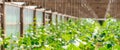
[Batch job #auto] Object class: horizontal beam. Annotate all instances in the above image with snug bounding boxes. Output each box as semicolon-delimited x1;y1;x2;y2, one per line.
23;6;37;10
5;2;25;7
36;8;45;12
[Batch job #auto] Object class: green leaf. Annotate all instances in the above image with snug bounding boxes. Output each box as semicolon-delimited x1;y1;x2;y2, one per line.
67;44;81;50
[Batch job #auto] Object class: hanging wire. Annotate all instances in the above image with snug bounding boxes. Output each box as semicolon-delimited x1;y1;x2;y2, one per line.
78;0;81;18
59;0;62;13
64;0;67;14
105;0;114;18
79;0;82;18
60;0;62;13
79;0;84;18
55;0;56;12
85;0;98;18
77;0;79;17
73;0;75;16
116;0;120;18
70;0;72;16
44;0;46;8
115;0;117;18
62;0;63;14
76;0;78;17
80;0;86;17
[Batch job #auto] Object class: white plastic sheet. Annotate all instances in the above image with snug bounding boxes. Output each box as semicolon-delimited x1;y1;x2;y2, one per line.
5;4;20;37
52;14;57;25
5;25;20;37
62;16;64;22
36;11;43;26
57;15;61;23
23;8;34;32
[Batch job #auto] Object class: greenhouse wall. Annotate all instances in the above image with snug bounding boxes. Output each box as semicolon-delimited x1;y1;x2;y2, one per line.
0;2;73;37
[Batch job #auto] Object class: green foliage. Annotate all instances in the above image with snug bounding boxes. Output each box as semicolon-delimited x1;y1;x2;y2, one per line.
1;18;120;50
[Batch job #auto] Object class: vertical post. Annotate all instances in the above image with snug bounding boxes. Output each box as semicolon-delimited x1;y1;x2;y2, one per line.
65;16;69;22
20;7;24;37
66;16;69;21
60;15;62;22
1;0;5;50
56;14;58;25
61;15;64;22
43;0;46;26
33;8;37;33
64;16;66;21
49;13;52;24
43;11;46;25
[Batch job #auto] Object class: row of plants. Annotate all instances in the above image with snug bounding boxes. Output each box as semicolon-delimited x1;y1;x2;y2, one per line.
0;18;120;50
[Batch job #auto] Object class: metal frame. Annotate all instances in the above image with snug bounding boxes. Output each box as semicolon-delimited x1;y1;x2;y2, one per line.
1;0;5;50
33;8;37;34
20;6;24;37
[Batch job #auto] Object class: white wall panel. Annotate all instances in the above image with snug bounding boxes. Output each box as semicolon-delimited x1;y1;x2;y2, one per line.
23;8;34;32
5;5;20;37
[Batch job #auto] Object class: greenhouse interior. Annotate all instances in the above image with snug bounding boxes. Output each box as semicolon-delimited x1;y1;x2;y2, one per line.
0;0;120;50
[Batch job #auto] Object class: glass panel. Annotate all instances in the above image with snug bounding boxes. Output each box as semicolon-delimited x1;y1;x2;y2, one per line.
5;5;20;37
57;15;61;23
64;17;67;21
45;14;50;27
23;9;34;31
5;5;20;23
52;14;56;24
24;24;30;33
5;25;20;37
36;11;43;26
23;9;33;24
62;16;64;22
45;14;50;24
